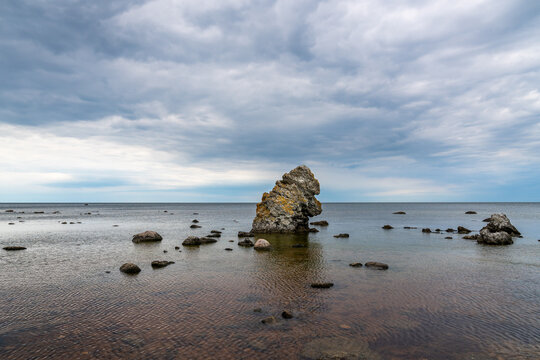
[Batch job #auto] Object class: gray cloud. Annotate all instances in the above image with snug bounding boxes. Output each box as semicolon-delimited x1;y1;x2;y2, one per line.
1;0;539;201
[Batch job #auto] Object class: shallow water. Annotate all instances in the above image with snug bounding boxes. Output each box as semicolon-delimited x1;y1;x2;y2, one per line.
1;203;539;359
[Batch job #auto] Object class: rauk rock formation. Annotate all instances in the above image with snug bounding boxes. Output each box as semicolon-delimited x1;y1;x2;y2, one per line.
251;165;322;233
477;213;521;245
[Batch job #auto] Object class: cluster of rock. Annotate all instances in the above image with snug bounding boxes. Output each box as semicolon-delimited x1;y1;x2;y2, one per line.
251;165;322;233
478;213;521;245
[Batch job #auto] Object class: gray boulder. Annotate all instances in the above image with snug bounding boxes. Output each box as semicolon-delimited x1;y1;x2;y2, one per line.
477;213;520;245
182;236;201;246
132;231;163;243
251;165;322;233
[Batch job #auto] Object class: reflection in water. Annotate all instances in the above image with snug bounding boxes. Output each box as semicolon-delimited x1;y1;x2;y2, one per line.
0;203;539;359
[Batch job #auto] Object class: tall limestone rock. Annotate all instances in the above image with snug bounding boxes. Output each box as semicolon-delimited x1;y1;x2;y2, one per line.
251;165;322;233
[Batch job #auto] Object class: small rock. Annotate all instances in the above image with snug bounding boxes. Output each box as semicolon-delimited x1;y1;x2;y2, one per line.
224;248;233;251
457;226;472;234
3;246;26;251
192;219;199;223
190;224;202;229
465;211;477;214
349;262;363;267
69;222;75;224
61;222;67;224
105;271;111;274
253;308;262;312
228;240;234;242
182;236;201;246
261;316;277;324
434;228;441;232
445;236;452;239
174;246;180;250
163;210;168;213
310;220;329;226
446;228;455;233
132;231;163;243
119;263;141;274
193;212;199;215
200;237;218;244
422;228;431;233
292;243;307;248
33;211;44;214
482;217;491;222
205;233;221;238
5;209;14;212
382;225;393;230
311;282;334;288
463;234;479;240
163;250;167;253
404;226;417;229
238;231;254;237
254;238;272;251
238;239;254;247
8;222;15;225
210;230;222;234
281;311;293;319
365;262;389;270
393;211;406;214
151;260;174;268
308;228;319;232
333;233;349;238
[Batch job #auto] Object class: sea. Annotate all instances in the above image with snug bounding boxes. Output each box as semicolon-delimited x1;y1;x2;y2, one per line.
0;203;539;359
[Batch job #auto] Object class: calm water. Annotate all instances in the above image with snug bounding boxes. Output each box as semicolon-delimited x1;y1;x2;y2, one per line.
0;203;539;359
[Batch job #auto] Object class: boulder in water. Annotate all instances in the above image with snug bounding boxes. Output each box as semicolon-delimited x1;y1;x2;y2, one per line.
151;260;174;268
120;263;141;274
457;226;471;234
365;262;389;270
477;214;520;245
251;165;322;233
3;246;26;251
182;236;201;246
132;231;163;243
310;220;329;226
254;238;272;251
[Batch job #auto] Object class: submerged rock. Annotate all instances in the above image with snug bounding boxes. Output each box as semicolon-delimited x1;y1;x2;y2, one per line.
190;224;202;229
310;220;329;226
365;262;389;270
251;165;322;233
3;246;26;251
205;233;221;238
477;214;520;245
457;226;472;234
349;262;363;267
132;231;163;243
311;282;334;288
422;228;431;233
382;225;393;230
333;233;349;238
200;237;218;244
238;231;254;238
119;263;141;274
151;260;174;268
281;311;293;319
465;211;477;214
254;238;272;251
261;316;277;325
393;211;406;214
446;228;455;233
463;234;479;240
238;239;254;247
182;236;201;246
192;219;199;223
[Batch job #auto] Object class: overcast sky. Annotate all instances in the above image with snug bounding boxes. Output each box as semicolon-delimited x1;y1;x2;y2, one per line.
1;0;539;202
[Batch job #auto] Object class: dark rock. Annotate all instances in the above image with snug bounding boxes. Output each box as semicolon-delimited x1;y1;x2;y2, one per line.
224;248;233;251
228;240;234;242
105;271;111;274
333;233;349;238
119;263;141;274
365;262;389;270
446;228;455;233
174;246;180;250
463;234;479;240
182;236;201;246
311;282;334;288
477;214;520;245
393;211;406;214
261;316;277;324
349;262;363;267
292;244;307;248
3;246;26;251
422;228;431;233
434;228;441;232
69;222;75;224
238;239;254;247
33;211;44;214
200;237;218;244
404;226;417;229
251;165;322;233
192;219;199;223
205;233;221;238
210;230;222;234
254;238;272;250
193;212;199;215
132;231;163;243
238;231;254;237
465;211;477;214
445;236;453;239
482;217;491;222
310;220;329;226
308;228;319;232
5;209;14;212
253;308;262;312
382;225;393;230
281;311;293;319
457;226;472;234
190;224;202;229
163;250;167;253
8;222;15;225
151;260;174;268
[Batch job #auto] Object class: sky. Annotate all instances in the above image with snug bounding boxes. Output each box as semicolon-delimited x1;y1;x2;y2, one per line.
1;0;540;202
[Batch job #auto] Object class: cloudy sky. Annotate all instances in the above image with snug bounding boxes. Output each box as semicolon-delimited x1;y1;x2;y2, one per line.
1;0;539;202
